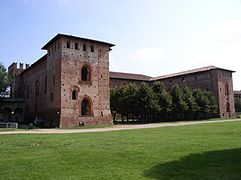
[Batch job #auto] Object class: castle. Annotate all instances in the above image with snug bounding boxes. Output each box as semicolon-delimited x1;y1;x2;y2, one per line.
0;34;236;127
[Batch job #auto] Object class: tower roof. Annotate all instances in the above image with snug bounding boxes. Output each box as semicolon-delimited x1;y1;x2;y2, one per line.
42;33;115;50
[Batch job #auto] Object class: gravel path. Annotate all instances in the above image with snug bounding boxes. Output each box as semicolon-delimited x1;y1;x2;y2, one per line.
0;119;240;135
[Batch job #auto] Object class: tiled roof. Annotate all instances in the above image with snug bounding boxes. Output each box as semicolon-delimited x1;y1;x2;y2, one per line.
234;90;241;95
109;71;152;81
152;65;235;81
42;33;115;49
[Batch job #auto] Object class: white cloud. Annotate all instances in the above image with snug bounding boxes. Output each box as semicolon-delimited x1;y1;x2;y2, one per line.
130;48;168;62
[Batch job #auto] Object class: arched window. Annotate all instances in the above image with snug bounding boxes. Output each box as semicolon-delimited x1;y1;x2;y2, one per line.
81;98;91;116
72;90;78;100
81;64;91;81
225;83;229;95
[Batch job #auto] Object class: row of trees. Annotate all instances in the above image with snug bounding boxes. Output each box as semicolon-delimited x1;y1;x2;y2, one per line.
235;98;241;112
110;82;218;122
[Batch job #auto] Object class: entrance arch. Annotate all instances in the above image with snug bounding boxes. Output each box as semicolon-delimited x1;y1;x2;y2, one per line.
80;96;93;116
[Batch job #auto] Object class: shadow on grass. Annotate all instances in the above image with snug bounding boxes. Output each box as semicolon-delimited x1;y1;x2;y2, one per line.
144;148;241;180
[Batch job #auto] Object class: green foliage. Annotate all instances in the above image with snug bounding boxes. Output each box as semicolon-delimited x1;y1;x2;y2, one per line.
235;98;241;112
0;121;241;179
0;63;11;105
193;89;218;119
183;85;198;120
137;83;160;114
152;82;172;118
110;82;218;122
170;85;188;120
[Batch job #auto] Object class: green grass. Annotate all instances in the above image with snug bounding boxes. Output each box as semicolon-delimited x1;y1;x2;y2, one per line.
0;121;241;179
0;128;26;132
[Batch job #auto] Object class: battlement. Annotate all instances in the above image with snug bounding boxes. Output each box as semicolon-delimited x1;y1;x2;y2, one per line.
8;62;30;76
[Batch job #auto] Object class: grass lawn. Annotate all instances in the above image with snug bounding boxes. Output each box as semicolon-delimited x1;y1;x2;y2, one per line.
0;121;241;179
0;128;26;132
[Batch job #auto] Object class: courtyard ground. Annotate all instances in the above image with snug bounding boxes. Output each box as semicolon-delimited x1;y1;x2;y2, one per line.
0;118;240;134
0;119;241;179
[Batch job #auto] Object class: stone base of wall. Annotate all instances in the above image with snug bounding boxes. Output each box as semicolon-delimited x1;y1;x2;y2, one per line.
59;115;113;128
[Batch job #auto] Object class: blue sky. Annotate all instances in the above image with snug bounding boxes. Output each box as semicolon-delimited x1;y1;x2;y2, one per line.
1;0;241;89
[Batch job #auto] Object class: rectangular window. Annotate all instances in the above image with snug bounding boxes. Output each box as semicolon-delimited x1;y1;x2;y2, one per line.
75;42;79;50
83;44;86;51
50;92;54;102
67;41;70;48
91;45;94;52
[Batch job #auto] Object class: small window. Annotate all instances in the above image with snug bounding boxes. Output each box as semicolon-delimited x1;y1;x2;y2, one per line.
195;76;197;80
83;44;86;51
58;43;60;49
67;41;70;48
169;80;172;84
182;78;185;82
50;92;54;102
81;65;91;81
75;42;78;50
225;83;229;95
72;90;78;100
91;45;94;52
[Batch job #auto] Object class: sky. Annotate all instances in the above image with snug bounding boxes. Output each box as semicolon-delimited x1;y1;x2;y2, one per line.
0;0;241;90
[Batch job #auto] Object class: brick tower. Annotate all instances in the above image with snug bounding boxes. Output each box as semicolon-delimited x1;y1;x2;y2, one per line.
42;34;115;127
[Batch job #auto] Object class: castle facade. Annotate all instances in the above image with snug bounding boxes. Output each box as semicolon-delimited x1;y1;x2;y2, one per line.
0;34;236;127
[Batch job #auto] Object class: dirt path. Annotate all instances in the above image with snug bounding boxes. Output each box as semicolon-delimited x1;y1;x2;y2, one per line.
0;119;240;135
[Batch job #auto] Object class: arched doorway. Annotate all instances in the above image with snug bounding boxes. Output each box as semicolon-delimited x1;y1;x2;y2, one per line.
80;97;92;116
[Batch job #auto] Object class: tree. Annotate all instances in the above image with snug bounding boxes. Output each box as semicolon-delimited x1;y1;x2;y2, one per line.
121;83;139;120
152;81;172;120
137;83;160;122
170;85;187;120
193;89;217;119
0;63;11;104
182;85;198;120
234;99;241;112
